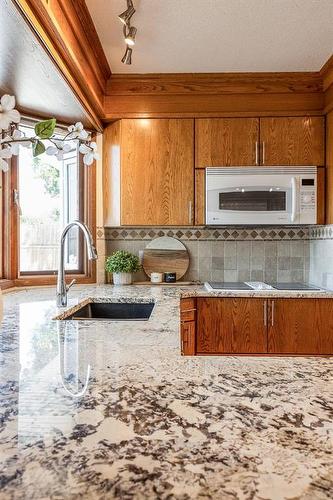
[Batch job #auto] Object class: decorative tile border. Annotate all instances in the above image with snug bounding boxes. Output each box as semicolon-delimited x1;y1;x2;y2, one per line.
309;225;333;240
97;226;316;241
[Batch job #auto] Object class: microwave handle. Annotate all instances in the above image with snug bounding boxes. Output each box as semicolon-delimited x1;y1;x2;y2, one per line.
291;177;297;222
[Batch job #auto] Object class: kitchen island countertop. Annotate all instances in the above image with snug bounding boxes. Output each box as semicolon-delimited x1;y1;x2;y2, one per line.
1;284;333;499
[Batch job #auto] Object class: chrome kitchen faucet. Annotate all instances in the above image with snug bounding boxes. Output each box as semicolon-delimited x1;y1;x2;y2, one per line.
56;221;98;307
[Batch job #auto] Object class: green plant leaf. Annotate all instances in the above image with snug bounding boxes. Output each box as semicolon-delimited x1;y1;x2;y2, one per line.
105;250;141;273
35;118;56;139
33;140;46;157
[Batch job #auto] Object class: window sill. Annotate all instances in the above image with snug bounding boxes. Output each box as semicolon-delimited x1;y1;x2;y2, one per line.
0;280;16;291
14;274;96;287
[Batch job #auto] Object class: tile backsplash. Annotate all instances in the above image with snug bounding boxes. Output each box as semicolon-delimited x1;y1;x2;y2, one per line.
96;226;326;285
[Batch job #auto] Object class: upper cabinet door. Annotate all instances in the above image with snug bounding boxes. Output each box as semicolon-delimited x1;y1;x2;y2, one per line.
121;119;194;226
260;117;325;166
195;118;259;167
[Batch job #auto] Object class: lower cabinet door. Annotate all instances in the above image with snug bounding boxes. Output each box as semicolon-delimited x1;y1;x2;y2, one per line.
180;321;196;355
196;298;267;354
268;299;333;354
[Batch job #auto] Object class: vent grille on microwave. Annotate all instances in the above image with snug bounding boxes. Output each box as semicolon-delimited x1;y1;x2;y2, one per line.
206;167;317;176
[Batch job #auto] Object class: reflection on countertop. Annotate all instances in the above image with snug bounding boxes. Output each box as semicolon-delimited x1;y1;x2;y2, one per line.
1;284;333;499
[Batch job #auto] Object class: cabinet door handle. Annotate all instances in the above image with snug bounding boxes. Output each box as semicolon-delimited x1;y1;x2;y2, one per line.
188;200;192;224
262;142;266;165
255;141;259;165
271;300;275;326
263;300;267;326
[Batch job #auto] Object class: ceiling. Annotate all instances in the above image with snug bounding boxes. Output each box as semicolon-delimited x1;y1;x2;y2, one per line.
86;0;333;74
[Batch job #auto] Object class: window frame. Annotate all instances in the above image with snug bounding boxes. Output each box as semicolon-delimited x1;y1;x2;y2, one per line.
0;128;96;290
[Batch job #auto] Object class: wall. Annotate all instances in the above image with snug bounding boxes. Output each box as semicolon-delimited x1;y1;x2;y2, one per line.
97;226;310;285
309;226;333;288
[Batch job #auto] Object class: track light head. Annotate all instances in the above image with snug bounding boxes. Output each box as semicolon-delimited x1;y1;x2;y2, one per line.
121;46;133;65
124;25;137;46
118;2;135;25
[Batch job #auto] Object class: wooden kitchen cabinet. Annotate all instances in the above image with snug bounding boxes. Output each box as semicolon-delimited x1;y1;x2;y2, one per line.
195;118;260;167
180;298;196;355
268;299;333;354
121;119;194;225
196;298;267;354
260;117;325;166
181;297;333;356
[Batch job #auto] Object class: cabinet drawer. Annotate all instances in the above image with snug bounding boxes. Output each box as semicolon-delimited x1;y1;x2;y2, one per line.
180;298;196;321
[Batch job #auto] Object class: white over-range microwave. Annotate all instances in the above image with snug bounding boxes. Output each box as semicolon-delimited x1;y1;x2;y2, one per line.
206;167;317;225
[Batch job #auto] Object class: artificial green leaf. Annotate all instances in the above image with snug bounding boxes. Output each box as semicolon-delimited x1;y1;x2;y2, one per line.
35;118;56;139
33;140;46;157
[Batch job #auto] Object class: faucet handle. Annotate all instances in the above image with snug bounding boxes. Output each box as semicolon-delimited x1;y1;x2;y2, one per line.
66;279;77;292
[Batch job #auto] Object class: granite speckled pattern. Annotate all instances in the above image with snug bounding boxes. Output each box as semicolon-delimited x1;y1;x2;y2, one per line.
1;284;333;499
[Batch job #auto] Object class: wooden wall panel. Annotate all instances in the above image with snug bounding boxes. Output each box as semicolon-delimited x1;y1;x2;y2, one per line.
326;112;333;223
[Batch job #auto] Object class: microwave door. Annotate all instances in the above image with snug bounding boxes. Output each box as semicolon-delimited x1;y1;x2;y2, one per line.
207;184;293;224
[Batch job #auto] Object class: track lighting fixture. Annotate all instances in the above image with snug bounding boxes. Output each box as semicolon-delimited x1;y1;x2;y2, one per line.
118;0;137;65
124;25;137;46
118;4;135;25
121;46;132;65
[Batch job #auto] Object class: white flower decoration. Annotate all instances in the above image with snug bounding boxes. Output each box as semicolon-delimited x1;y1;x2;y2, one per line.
0;147;13;172
3;129;30;156
79;142;99;166
46;140;72;161
0;95;21;132
68;122;88;140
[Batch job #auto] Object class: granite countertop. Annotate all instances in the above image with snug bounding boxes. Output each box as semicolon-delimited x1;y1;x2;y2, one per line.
1;284;333;499
180;284;333;299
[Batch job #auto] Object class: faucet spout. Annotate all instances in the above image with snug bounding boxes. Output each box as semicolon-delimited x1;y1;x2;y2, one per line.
56;221;98;308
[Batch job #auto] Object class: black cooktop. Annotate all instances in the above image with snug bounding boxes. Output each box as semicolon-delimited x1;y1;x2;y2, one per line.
208;282;253;290
268;282;321;291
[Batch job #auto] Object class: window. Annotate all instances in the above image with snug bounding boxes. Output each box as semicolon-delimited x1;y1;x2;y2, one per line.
0;121;96;288
18;125;84;275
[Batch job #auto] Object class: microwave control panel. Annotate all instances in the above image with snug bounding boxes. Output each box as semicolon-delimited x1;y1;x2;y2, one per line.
300;177;316;212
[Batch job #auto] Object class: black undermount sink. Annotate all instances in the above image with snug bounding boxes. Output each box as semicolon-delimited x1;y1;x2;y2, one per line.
61;302;155;321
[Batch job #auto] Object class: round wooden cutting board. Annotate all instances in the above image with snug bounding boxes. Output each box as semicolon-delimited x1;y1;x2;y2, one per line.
143;236;190;280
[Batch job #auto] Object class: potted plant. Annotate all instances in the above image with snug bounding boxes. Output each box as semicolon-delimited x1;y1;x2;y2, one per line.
105;250;141;285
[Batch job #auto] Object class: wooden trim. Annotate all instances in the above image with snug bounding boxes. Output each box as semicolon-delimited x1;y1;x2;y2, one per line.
104;93;324;120
107;72;323;95
324;84;333;114
2;158;19;281
317;166;326;225
320;54;333;92
0;279;15;291
320;54;333;114
195;169;205;225
13;0;109;130
14;274;95;287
